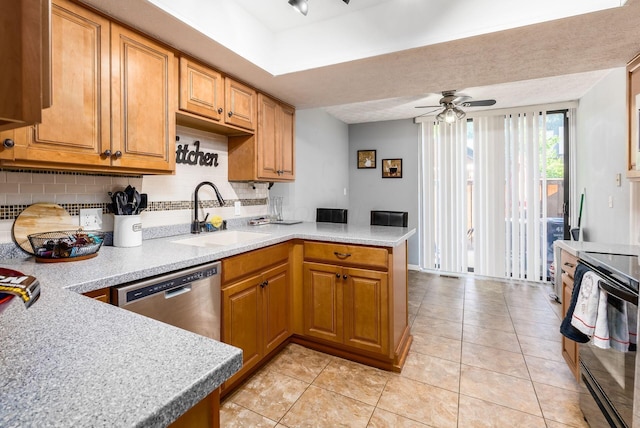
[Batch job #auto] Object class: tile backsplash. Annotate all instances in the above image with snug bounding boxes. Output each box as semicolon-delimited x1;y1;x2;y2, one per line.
0;126;269;246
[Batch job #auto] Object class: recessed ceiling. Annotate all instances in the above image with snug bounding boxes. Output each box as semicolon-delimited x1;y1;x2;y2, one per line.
81;0;639;123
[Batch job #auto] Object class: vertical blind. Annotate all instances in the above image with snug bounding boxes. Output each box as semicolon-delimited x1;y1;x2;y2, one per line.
420;108;568;281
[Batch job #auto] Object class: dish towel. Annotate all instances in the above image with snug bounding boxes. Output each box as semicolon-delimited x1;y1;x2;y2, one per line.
570;270;602;337
592;290;632;352
560;263;591;343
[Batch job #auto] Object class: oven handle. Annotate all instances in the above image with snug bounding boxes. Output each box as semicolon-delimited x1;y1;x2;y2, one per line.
598;280;638;306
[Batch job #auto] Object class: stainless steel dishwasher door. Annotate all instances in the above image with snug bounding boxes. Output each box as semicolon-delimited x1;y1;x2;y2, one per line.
114;261;221;341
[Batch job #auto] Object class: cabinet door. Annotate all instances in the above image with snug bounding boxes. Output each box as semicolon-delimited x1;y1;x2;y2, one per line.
13;0;111;167
256;93;280;180
0;0;46;131
111;23;175;172
224;78;256;130
343;267;389;354
561;272;579;381
222;274;262;385
278;103;295;180
179;57;224;121
303;262;343;344
262;263;291;355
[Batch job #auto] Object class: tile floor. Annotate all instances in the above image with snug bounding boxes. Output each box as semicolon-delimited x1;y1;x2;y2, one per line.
220;270;589;427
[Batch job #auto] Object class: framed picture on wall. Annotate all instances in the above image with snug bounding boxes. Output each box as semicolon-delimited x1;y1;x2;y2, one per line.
357;150;376;169
382;158;402;178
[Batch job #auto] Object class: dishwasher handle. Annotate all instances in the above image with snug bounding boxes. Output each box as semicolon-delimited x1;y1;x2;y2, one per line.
165;285;191;299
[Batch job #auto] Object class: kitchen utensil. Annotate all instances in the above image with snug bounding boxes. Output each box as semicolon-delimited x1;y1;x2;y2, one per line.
570;190;585;241
12;203;76;254
136;194;148;214
28;230;106;262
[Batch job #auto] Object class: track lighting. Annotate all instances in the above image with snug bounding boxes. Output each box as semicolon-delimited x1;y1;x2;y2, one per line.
289;0;308;16
289;0;350;17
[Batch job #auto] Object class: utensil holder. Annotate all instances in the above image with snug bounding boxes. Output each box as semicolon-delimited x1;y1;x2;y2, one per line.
113;215;142;247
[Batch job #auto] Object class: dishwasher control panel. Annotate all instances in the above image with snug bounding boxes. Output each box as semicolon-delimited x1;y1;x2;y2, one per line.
119;264;219;304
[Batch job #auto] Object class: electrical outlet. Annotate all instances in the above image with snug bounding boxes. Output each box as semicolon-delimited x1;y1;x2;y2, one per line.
234;201;241;216
80;208;103;230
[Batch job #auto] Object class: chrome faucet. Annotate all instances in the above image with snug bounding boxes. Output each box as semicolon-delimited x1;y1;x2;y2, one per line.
192;181;225;233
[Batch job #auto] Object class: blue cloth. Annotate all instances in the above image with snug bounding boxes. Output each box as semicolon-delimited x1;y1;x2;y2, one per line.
560;263;591;343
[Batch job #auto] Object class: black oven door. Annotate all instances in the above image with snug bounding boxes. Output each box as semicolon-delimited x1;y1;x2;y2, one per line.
579;280;637;428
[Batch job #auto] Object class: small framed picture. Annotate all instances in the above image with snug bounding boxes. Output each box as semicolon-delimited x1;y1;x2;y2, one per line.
382;158;402;178
357;150;376;169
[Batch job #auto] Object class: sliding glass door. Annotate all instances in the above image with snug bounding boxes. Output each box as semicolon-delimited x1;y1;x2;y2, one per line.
420;109;570;281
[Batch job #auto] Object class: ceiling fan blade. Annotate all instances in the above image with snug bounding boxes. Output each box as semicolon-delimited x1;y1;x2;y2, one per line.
414;107;442;117
415;105;441;109
462;99;496;107
451;95;471;104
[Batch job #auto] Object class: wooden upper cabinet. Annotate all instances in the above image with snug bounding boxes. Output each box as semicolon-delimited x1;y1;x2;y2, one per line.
179;57;224;121
228;94;295;182
256;93;295;180
225;78;256;131
111;23;175;172
0;0;50;131
627;54;640;179
14;0;111;167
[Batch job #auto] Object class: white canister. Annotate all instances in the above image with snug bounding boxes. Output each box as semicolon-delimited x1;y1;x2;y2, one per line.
113;215;142;247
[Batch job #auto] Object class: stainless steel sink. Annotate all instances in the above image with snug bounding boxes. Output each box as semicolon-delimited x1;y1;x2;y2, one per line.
171;230;271;247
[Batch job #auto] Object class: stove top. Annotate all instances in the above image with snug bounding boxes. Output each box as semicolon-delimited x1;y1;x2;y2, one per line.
580;252;640;292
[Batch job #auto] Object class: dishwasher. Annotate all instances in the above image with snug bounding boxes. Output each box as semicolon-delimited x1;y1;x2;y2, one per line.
112;261;221;341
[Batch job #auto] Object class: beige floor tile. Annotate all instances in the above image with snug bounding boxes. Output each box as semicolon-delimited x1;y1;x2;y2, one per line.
417;302;463;322
462;324;521;352
461;342;530;379
463;310;515;333
458;395;546;427
264;343;333;383
400;351;460;392
534;382;590;427
312;358;390;406
410;332;462;362
513;319;563;342
412;315;463;340
281;385;374;428
366;408;432;427
508;306;561;324
544;420;587;428
518;335;563;361
463;299;510;316
524;355;581;392
459;365;541;416
220;402;278;427
230;369;309;421
421;294;464;309
377;376;458;428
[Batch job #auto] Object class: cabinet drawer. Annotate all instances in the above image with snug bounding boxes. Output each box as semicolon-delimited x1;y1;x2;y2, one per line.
304;241;388;270
560;251;578;278
222;243;289;285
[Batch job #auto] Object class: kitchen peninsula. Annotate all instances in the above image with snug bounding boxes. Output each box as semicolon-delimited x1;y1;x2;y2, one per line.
0;222;414;427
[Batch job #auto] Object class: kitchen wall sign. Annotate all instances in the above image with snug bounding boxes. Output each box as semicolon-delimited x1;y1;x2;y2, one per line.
357;150;376;169
382;158;402;178
176;139;219;167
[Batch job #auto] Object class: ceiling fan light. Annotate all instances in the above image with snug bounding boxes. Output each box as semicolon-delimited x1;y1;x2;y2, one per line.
454;107;466;120
289;0;308;16
444;108;457;123
435;110;446;122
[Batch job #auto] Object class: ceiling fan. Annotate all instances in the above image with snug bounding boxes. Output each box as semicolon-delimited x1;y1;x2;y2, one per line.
415;90;496;123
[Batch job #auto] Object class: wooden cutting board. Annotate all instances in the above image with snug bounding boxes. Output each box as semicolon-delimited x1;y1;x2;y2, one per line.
12;203;77;254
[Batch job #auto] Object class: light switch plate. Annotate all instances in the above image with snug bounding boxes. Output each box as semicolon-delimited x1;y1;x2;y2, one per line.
234;201;241;216
80;208;103;230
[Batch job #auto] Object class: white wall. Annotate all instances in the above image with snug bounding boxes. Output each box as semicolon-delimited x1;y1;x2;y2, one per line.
576;68;632;244
348;119;420;266
270;109;349;221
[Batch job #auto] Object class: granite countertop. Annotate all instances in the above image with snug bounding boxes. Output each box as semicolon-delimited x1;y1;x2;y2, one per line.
0;222;415;427
554;239;640;257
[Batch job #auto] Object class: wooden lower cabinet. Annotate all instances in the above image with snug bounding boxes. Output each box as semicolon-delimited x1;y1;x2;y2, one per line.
298;241;410;372
169;389;220;428
560;250;580;381
221;245;291;394
82;287;110;303
303;262;388;355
